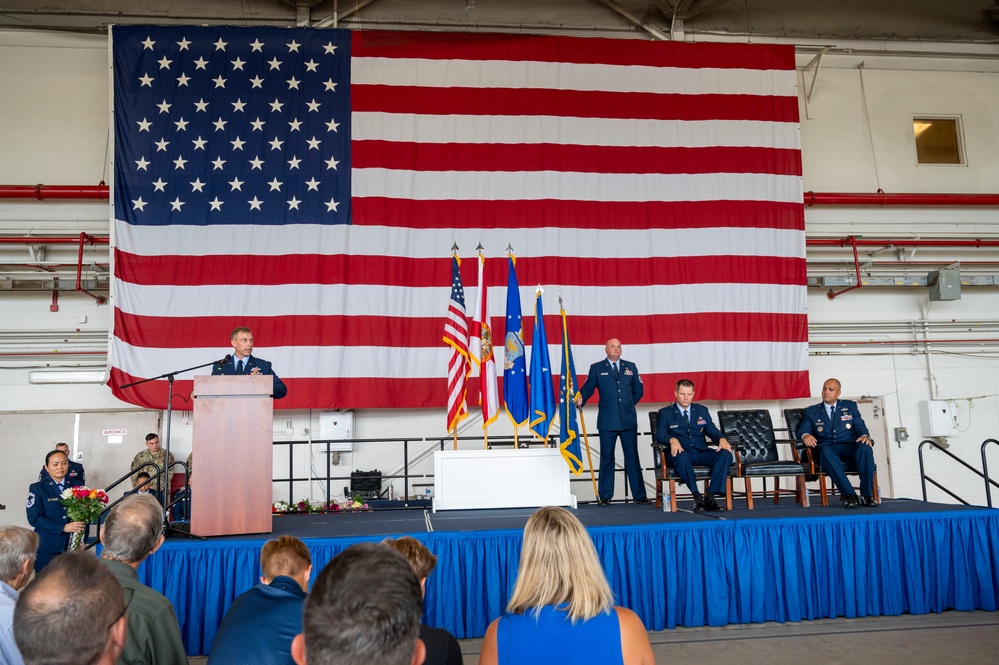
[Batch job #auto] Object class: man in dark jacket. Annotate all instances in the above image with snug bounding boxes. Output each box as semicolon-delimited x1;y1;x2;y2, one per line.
796;378;877;508
576;339;649;505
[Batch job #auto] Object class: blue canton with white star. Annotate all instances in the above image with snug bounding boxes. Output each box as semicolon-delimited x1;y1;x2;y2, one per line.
112;25;351;226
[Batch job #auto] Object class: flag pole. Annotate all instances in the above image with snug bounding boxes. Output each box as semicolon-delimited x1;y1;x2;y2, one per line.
477;243;489;451
507;243;519;450
445;242;470;452
576;405;599;498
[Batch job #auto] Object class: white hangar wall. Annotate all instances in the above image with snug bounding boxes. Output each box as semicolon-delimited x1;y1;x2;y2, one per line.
1;30;998;527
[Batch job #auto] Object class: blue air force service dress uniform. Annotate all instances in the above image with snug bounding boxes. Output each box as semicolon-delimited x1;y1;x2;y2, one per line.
25;476;81;572
213;354;288;399
796;399;876;499
578;358;647;502
655;402;733;496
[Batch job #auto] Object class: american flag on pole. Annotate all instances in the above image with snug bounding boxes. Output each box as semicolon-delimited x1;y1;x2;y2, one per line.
109;27;807;410
443;254;469;433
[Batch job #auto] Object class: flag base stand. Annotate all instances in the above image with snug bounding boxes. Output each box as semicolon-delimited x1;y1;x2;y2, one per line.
431;448;575;512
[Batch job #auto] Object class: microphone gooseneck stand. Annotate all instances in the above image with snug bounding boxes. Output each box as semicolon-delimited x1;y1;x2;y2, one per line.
120;357;229;539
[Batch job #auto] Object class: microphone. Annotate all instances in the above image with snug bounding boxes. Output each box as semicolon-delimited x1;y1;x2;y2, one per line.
217;354;231;370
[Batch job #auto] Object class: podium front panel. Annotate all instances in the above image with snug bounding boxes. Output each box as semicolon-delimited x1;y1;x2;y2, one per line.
191;375;273;536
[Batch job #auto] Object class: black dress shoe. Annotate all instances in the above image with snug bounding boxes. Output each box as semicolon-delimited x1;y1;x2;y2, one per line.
595;499;612;506
861;496;879;507
703;497;726;512
635;497;652;505
693;500;706;512
844;495;860;509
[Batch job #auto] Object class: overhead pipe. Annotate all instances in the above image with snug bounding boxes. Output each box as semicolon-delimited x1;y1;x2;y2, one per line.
2;185;999;207
825;235;863;300
0;233;108;304
807;238;999;247
0;184;109;200
804;191;999;206
0;236;109;245
75;233;107;304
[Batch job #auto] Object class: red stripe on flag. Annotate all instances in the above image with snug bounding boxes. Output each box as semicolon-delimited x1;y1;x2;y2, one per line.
352;31;797;71
114;310;806;349
114;251;804;287
353;141;803;176
352;199;804;231
109;367;808;411
353;86;799;122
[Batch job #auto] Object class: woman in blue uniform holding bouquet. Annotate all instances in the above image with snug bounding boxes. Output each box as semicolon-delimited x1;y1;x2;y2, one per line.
25;450;86;571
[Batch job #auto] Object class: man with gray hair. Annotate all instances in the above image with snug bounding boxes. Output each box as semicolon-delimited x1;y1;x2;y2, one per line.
99;494;187;665
1;526;39;665
291;542;426;665
13;552;127;665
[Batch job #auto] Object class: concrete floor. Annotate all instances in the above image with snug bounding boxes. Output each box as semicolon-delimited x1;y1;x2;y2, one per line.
189;609;999;664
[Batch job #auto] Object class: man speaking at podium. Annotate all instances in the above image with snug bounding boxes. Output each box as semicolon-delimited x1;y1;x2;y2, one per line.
213;327;288;399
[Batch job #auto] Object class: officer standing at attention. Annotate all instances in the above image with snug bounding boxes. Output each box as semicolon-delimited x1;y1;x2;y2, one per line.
575;339;650;505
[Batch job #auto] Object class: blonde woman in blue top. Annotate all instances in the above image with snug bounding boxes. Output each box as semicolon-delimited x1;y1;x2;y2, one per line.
479;506;655;665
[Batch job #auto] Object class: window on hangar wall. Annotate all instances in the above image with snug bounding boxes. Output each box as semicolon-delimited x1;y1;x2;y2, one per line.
912;116;964;165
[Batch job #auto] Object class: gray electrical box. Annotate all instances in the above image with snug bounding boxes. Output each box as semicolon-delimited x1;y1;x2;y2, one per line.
918;400;957;437
928;269;961;301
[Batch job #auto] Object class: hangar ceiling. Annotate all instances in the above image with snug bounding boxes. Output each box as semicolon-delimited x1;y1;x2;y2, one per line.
0;0;997;43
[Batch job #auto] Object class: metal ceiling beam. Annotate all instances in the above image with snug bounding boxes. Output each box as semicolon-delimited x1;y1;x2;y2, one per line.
593;0;670;40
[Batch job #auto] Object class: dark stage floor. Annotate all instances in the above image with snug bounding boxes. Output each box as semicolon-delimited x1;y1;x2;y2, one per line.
195;496;986;541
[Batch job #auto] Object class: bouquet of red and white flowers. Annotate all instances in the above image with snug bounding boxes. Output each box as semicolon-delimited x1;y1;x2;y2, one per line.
60;486;110;551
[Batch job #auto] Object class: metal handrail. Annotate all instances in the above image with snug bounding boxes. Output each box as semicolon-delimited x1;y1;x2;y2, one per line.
918;439;991;505
87;461;191;549
981;439;999;508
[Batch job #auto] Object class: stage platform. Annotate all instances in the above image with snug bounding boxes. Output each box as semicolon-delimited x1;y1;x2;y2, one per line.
140;498;999;657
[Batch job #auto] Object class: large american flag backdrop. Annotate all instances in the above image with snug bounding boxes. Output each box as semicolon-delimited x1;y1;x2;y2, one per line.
109;26;808;411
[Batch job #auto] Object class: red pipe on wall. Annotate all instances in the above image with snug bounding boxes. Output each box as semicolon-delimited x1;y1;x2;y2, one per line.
2;185;999;206
75;233;106;305
0;236;109;245
0;185;109;200
804;192;999;206
807;238;999;247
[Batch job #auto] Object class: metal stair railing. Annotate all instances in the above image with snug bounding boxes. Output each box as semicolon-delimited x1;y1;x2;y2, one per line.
980;439;999;508
918;439;996;505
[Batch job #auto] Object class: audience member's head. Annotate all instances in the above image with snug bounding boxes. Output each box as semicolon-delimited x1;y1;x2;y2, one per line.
54;442;70;455
506;506;613;623
134;472;152;490
13;552;127;665
292;542;425;665
260;535;312;588
0;525;38;590
100;494;164;566
383;536;437;595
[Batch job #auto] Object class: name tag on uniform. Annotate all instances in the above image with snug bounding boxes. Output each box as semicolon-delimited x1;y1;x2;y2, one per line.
47;497;59;502
599;372;610;376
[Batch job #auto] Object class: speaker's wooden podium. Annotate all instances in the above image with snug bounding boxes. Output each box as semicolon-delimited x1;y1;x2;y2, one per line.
191;375;274;537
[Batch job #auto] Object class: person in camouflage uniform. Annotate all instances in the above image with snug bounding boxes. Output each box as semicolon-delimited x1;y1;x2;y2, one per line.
130;433;174;495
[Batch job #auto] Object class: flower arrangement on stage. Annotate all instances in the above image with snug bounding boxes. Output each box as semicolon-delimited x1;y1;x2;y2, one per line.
272;497;371;515
60;486;109;551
